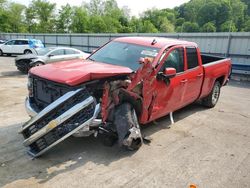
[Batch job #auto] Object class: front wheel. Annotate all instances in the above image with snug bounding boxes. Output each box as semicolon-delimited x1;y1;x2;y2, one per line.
202;81;221;108
0;49;3;56
114;103;143;151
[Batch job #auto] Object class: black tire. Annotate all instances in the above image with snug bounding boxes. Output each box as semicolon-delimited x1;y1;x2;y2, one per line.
0;49;3;56
24;49;32;54
114;103;142;151
102;134;118;147
202;81;221;108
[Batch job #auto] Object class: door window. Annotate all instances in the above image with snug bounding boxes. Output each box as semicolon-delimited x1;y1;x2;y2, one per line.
65;49;80;55
14;40;29;45
50;49;64;56
21;40;29;45
161;48;184;73
5;40;15;45
186;47;199;69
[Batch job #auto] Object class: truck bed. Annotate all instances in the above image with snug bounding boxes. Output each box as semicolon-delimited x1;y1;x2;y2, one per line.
199;54;231;99
201;54;225;65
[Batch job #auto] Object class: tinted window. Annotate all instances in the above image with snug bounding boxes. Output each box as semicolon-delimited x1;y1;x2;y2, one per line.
5;40;15;45
14;40;28;45
35;48;54;55
22;40;29;45
161;48;184;73
65;49;80;55
186;47;199;69
50;49;64;56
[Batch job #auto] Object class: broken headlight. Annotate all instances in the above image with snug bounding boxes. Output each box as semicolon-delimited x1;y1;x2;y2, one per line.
27;74;33;97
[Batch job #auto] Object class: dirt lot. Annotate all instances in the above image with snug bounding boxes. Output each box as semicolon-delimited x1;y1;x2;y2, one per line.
0;56;249;188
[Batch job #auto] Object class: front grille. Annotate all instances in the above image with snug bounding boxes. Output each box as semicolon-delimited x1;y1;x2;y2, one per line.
15;59;31;71
21;85;97;157
16;59;30;67
30;75;79;111
22;90;90;139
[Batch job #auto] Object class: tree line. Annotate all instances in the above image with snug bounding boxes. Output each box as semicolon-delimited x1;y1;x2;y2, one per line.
0;0;249;33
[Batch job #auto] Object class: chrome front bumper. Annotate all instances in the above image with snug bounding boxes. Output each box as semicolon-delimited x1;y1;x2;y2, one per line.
25;97;38;117
21;89;101;157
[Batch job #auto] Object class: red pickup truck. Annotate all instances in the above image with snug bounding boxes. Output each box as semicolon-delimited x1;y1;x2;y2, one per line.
20;37;231;157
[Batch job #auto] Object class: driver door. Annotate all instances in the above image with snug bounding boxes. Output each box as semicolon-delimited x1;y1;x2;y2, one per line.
148;46;188;121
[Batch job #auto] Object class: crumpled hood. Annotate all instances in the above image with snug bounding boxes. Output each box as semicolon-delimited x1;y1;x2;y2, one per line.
29;59;133;86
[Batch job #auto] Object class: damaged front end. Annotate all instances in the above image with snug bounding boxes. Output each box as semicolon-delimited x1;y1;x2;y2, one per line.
20;88;100;157
20;57;156;157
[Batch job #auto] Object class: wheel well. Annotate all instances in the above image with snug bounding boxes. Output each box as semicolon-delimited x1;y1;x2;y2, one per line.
216;76;225;86
117;91;142;117
24;49;32;53
34;61;44;64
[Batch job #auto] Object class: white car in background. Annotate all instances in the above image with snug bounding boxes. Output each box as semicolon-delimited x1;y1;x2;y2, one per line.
0;39;44;56
15;47;90;73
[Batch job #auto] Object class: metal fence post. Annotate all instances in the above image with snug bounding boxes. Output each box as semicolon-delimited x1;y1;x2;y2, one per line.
87;35;90;52
43;35;46;47
56;34;58;46
69;34;72;47
226;33;232;57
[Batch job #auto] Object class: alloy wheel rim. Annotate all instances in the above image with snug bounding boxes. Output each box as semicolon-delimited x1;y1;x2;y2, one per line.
212;84;219;105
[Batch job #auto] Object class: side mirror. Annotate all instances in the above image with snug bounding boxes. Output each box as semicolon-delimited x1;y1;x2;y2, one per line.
48;54;54;57
164;68;176;78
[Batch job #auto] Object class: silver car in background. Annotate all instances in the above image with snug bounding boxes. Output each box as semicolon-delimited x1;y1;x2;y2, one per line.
15;47;90;73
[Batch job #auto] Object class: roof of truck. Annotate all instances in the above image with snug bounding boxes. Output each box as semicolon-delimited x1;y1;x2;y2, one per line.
114;37;198;49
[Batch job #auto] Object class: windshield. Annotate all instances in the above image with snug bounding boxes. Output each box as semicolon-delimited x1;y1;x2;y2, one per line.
35;48;54;56
88;41;160;71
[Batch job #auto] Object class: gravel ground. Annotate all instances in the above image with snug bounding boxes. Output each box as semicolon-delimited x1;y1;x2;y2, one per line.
0;56;249;188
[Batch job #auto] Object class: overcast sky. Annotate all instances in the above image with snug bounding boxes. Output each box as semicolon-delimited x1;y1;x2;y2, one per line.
13;0;190;16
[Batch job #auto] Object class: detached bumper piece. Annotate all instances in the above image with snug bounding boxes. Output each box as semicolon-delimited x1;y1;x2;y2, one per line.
20;88;99;157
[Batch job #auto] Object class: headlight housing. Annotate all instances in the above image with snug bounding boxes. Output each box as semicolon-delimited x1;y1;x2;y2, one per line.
27;74;33;97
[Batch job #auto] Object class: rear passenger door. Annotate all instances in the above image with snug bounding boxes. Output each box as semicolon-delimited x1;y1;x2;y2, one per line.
14;40;28;54
181;47;203;106
47;49;65;63
20;40;29;53
64;49;81;60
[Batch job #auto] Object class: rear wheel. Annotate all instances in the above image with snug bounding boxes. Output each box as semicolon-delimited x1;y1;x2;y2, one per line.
202;81;221;108
114;103;143;151
24;49;32;54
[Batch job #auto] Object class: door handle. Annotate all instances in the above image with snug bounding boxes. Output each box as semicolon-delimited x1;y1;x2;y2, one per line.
180;79;188;83
196;73;203;77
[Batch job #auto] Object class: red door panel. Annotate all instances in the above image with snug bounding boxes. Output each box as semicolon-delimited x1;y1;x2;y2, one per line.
146;46;187;122
181;47;203;107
